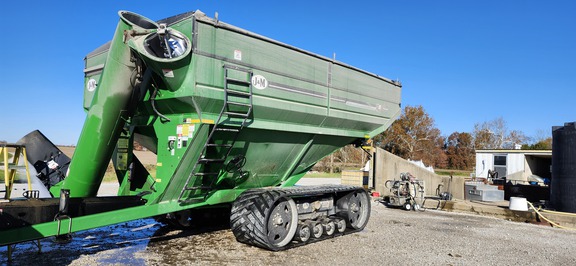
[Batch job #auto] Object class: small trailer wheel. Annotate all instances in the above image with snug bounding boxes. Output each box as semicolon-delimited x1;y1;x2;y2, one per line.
403;202;412;211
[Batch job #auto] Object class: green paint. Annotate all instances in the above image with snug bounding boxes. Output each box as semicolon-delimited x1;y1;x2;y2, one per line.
2;10;401;244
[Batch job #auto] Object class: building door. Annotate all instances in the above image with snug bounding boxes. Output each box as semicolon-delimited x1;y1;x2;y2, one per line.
493;154;507;178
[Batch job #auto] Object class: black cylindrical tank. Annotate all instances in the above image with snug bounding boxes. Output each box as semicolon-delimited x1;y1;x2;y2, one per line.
551;122;576;213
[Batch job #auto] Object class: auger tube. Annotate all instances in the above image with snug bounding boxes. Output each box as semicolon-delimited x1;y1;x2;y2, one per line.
52;12;158;197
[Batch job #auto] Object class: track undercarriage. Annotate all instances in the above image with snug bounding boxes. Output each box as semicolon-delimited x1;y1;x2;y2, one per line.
230;185;370;251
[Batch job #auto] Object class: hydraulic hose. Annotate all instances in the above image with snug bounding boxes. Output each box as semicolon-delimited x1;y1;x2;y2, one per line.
527;201;576;230
539;208;576;217
150;84;171;123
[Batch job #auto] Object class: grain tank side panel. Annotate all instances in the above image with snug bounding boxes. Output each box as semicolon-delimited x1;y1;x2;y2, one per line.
192;19;331;133
83;42;110;111
327;63;401;135
190;15;401;138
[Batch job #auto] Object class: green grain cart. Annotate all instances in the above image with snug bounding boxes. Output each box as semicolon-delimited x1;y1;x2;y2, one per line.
0;10;401;253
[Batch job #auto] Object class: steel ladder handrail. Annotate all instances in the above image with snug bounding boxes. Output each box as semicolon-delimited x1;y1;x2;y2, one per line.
177;65;253;203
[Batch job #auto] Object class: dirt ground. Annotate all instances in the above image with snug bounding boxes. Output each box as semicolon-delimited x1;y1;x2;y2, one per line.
9;150;564;264
2;195;576;265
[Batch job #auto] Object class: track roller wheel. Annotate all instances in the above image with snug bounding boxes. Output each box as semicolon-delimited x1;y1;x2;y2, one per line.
310;221;323;238
295;223;311;242
334;218;346;233
323;219;336;236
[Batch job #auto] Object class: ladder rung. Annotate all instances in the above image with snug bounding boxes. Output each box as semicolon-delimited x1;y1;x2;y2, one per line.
226;90;252;97
225;111;250;118
226;78;251;86
206;144;233;148
215;128;240;132
227;102;251;107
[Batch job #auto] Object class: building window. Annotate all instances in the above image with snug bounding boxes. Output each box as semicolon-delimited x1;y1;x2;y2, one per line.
494;155;506;166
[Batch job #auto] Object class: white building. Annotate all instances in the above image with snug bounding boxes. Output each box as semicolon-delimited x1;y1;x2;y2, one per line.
475;149;552;184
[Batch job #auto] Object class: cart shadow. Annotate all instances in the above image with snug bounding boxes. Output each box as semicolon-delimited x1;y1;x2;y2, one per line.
1;214;231;265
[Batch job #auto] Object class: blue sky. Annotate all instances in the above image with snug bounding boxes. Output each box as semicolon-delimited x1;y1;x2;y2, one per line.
0;1;574;145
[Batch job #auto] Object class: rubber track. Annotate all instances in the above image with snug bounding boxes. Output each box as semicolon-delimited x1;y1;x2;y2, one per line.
230;185;369;251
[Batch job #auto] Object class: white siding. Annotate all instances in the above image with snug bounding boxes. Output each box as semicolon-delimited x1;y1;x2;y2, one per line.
475;153;494;178
475;150;551;183
507;153;525;175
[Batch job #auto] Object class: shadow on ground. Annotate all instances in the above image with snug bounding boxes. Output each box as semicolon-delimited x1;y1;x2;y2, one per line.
0;209;232;265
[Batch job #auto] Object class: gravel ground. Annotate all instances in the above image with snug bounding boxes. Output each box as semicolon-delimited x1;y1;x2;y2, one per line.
2;180;576;265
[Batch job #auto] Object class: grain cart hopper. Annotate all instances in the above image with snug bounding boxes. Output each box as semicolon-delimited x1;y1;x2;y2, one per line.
0;10;401;252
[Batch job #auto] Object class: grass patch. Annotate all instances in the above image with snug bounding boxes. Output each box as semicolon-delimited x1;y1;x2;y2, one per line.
102;171;117;183
102;164;156;183
435;169;472;177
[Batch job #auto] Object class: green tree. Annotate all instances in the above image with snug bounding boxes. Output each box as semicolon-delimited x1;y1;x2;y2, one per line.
522;129;553;150
522;137;552;150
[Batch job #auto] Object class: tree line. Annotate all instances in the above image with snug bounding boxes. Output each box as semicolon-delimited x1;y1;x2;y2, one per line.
376;105;553;170
317;105;552;172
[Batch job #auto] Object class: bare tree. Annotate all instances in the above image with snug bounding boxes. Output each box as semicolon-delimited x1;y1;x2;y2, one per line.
508;130;529;148
522;129;552;150
473;117;528;149
534;129;552;142
315;144;366;173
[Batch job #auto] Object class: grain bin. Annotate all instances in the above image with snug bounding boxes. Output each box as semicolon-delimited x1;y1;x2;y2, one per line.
551;122;576;213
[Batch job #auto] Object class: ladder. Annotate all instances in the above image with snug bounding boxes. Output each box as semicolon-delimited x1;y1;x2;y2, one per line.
1;143;32;199
178;65;253;203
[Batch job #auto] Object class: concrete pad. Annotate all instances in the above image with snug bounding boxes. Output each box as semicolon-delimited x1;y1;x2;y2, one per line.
436;198;576;229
